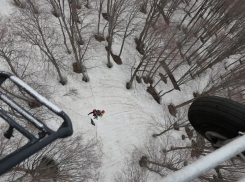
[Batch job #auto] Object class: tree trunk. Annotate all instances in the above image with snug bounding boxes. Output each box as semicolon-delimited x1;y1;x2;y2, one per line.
58;17;71;53
126;58;144;89
97;1;103;35
36;16;65;84
160;60;180;91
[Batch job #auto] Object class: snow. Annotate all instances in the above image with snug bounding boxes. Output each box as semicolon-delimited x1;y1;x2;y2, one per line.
238;176;245;182
0;1;194;181
0;1;237;181
54;57;165;181
0;1;13;16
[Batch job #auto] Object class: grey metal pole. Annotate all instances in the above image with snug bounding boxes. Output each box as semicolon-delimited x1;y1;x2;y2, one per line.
160;135;245;182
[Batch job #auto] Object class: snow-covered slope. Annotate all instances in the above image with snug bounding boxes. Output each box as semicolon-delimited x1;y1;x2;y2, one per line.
51;45;166;181
0;1;184;181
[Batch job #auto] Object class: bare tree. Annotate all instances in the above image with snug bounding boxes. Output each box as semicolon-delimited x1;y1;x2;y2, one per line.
85;0;92;9
169;58;245;116
157;0;183;25
47;0;71;53
95;0;106;41
137;0;150;14
47;0;90;81
117;1;139;59
126;29;163;89
135;116;245;181
132;0;245;103
0;18;51;109
114;151;149;182
106;0;130;68
138;134;190;177
136;0;160;55
0;19;22;78
152;106;189;137
12;0;25;8
1;122;102;181
13;1;67;85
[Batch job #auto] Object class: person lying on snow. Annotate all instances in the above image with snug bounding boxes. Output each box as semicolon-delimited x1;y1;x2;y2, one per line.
88;109;105;120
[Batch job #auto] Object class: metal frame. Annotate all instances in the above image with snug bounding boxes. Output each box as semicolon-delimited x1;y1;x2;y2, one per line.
160;133;245;182
0;72;73;175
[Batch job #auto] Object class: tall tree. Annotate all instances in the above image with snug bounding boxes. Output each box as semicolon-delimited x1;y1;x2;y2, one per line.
47;0;90;81
106;0;130;68
14;1;67;85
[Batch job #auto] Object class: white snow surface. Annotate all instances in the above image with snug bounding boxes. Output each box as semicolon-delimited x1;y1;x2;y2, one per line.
54;59;166;181
0;1;199;182
0;1;13;16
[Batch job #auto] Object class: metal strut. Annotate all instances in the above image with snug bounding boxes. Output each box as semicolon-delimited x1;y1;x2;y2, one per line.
0;72;73;175
160;134;245;182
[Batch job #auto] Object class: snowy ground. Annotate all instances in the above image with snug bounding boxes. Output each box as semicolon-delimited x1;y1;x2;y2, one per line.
52;46;167;181
0;1;13;16
0;1;188;181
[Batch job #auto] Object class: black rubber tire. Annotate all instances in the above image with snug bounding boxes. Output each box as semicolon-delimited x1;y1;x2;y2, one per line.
188;96;245;143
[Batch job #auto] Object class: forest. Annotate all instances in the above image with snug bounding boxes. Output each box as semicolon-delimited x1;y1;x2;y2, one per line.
1;0;245;181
